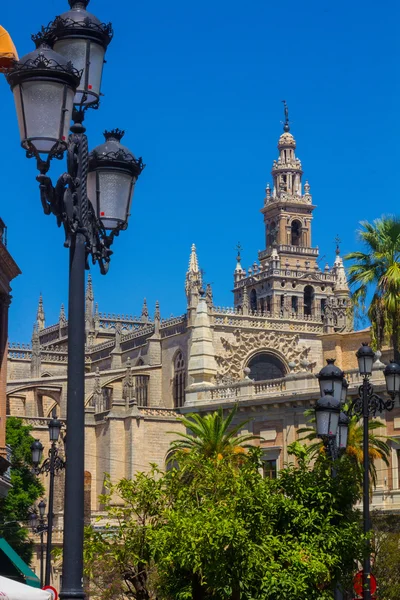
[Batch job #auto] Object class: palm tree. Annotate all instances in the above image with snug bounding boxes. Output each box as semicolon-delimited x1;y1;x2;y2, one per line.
345;217;400;362
298;412;391;490
168;404;259;462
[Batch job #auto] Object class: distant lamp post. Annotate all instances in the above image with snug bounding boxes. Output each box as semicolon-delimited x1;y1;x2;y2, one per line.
30;500;47;587
7;2;144;599
31;418;65;586
315;345;400;600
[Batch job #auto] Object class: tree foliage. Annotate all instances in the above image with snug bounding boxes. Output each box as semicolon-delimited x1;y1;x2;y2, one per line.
345;216;400;360
371;513;400;600
85;448;365;600
0;417;44;563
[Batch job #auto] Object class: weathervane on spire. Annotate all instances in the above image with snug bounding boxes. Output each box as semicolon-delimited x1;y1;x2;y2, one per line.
235;242;243;263
335;235;341;255
282;100;290;132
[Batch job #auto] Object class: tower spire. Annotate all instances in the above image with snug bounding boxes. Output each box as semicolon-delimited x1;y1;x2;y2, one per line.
185;243;202;304
282;100;290;132
85;273;95;335
36;294;45;331
141;298;149;323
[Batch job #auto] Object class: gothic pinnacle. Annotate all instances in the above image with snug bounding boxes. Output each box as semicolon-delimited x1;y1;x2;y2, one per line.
141;298;149;322
36;294;45;331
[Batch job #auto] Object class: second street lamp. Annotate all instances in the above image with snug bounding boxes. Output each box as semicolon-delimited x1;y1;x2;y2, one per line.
31;418;65;587
315;348;400;600
30;500;47;587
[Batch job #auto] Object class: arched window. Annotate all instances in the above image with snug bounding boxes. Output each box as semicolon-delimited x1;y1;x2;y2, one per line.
304;285;314;316
268;221;276;247
291;220;302;246
259;298;265;315
247;353;286;381
266;296;271;313
291;296;298;313
173;352;186;408
250;289;257;312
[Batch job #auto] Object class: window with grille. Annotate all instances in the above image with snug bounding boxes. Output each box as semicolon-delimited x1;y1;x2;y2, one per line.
135;375;148;407
262;459;277;479
173;352;186;408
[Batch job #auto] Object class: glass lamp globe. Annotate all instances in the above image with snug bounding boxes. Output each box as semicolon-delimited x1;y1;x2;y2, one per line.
384;361;400;398
316;358;344;401
6;38;80;155
315;391;341;439
88;129;144;230
38;500;46;519
48;416;62;442
356;343;375;376
44;0;113;107
336;411;350;450
31;439;44;467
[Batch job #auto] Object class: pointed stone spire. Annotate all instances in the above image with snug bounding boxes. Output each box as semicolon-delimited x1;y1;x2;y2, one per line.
85;273;95;335
36;294;45;331
186;294;217;394
205;283;213;309
59;303;67;326
333;251;349;293
185;243;202;305
154;300;161;335
31;323;41;376
141;298;149;323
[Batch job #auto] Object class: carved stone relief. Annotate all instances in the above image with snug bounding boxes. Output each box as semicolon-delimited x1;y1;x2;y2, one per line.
215;329;311;381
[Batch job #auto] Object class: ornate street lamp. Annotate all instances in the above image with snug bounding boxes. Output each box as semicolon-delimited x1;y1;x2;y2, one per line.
41;0;113;108
31;439;44;468
336;411;350;451
6;40;80;159
384;361;400;398
315;391;341;439
356;343;375;376
315;343;400;600
316;358;344;400
30;500;48;587
32;417;66;587
7;3;144;599
88;130;144;231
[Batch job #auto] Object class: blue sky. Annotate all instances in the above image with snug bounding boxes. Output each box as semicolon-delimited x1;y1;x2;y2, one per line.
2;0;400;342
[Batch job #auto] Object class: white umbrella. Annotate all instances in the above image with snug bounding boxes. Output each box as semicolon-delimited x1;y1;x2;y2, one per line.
0;576;51;600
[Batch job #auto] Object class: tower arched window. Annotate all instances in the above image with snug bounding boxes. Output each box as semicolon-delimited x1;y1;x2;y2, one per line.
247;353;286;381
291;220;302;246
291;296;298;314
173;352;186;408
304;285;314;317
250;289;257;312
268;221;277;247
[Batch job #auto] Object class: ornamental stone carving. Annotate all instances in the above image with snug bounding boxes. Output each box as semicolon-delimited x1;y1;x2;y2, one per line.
215;329;311;381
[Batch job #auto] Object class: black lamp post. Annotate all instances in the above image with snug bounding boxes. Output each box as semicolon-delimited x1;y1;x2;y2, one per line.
315;347;400;600
8;3;144;600
30;500;47;587
31;417;65;586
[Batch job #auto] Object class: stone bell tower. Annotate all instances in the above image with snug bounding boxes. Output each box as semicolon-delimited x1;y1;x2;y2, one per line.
232;104;351;332
261;101;316;270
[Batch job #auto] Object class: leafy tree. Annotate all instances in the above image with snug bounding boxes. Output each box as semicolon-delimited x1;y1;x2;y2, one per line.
345;217;400;361
371;513;400;600
167;404;259;463
0;417;44;563
85;446;365;600
84;471;164;600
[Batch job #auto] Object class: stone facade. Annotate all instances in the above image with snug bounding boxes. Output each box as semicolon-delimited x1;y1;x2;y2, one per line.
0;218;20;497
6;120;398;586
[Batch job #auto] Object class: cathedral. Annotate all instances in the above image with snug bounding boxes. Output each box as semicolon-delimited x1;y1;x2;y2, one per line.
6;115;400;585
